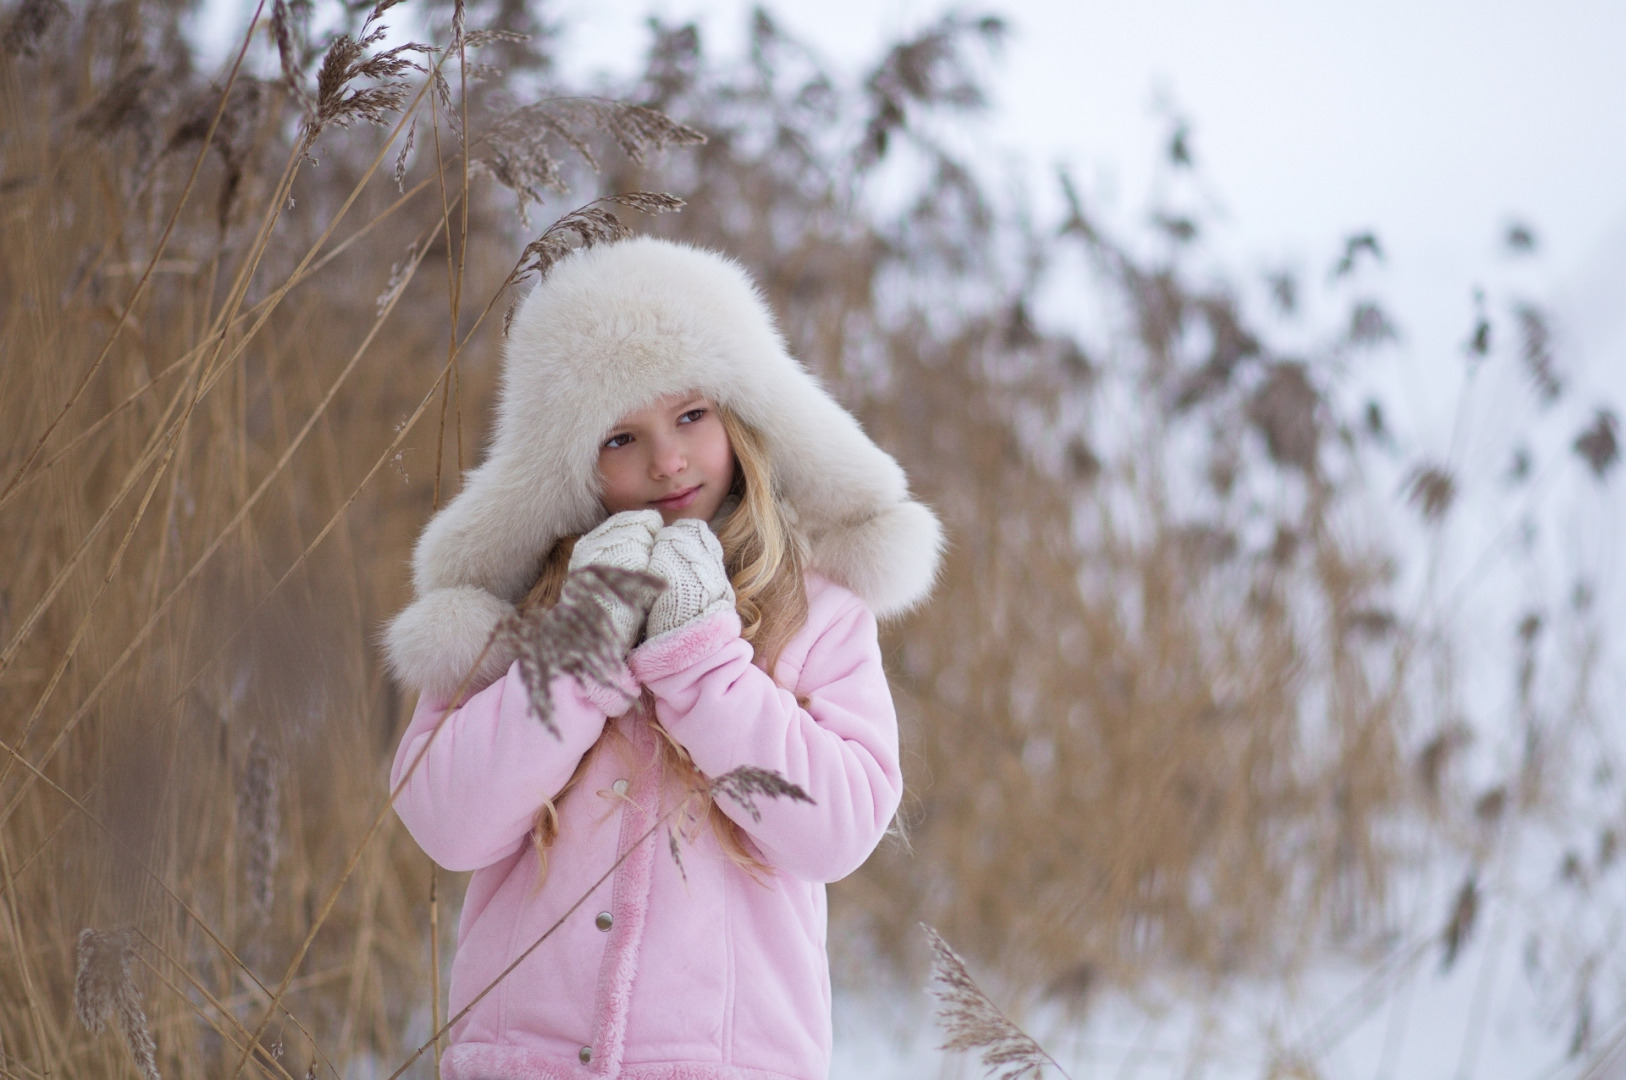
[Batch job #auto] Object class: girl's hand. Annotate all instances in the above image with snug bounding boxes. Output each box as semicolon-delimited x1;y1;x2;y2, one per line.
643;519;735;641
568;509;664;650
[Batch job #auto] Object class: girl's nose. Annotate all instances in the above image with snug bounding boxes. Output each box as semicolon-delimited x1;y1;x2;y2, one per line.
649;436;686;479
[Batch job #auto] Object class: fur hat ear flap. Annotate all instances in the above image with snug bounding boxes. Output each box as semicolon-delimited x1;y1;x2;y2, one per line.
384;586;517;701
808;500;945;619
409;454;600;602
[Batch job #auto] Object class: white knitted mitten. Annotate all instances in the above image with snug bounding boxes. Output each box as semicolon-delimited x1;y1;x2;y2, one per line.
644;519;736;641
568;509;664;651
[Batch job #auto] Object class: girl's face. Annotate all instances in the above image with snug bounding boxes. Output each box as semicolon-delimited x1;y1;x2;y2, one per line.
597;392;736;526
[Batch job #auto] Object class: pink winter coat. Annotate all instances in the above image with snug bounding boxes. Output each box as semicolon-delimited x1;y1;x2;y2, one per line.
390;574;903;1080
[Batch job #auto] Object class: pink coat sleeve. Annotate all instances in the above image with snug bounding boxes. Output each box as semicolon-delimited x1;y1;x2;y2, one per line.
390;663;635;872
627;591;902;883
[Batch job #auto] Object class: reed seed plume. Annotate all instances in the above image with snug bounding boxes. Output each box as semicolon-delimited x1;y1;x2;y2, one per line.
859;12;1004;165
1504;220;1538;253
668;828;687;883
271;0;312;113
307;16;428;140
433;67;460;142
709;766;814;825
1332;231;1384;277
503;194;685;330
500;566;664;737
240;731;282;921
166;79;269;229
1405;464;1457;524
922;924;1067;1080
475;100;702;225
1515;302;1563;404
0;0;65;57
1440;874;1479;971
602;191;688;215
1574;409;1619;479
1348;300;1397;347
377;240;421;315
1246;362;1320;472
463;28;531;48
77;64;163;136
509;205;627;285
75;928;161;1080
365;0;408;22
393;118;415;192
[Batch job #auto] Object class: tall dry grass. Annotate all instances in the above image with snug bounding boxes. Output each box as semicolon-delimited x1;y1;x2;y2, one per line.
2;1;1620;1078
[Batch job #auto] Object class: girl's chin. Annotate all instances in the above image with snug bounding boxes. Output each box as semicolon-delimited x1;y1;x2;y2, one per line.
660;506;710;526
658;497;728;526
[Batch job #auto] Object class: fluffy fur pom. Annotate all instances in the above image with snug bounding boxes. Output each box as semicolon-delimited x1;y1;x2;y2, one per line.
384;586;516;701
808;500;946;619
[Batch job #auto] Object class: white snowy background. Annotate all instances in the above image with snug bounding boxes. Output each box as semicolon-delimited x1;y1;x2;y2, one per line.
182;0;1626;1074
551;3;1626;1078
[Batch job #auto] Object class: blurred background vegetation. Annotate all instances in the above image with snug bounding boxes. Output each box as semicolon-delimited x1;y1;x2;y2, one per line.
1;1;1621;1077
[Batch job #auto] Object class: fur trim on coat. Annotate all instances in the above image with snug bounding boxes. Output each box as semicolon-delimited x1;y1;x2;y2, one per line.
386;237;942;697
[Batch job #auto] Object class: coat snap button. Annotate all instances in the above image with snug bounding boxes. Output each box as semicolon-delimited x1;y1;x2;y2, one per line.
612;779;628;796
579;1045;592;1064
595;911;613;932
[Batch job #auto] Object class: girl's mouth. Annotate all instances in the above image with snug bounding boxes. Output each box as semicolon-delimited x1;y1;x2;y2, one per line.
652;485;701;510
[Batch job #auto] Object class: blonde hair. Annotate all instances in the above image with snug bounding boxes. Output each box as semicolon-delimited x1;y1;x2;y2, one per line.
521;406;809;880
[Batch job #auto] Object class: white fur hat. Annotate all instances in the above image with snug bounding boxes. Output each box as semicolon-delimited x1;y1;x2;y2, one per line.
384;236;943;696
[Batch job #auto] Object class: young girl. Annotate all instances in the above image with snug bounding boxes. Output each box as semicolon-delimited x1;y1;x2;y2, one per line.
383;237;941;1080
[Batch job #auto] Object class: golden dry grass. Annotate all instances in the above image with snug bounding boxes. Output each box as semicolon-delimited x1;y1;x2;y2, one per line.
1;2;1618;1078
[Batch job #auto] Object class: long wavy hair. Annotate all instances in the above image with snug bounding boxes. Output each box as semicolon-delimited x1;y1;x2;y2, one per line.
520;406;810;880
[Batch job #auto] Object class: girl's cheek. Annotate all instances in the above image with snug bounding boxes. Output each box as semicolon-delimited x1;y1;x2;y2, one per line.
597;458;641;513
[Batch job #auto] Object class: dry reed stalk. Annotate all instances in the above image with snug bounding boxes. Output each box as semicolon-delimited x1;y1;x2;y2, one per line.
5;158;386;817
429;869;442;1080
0;169;446;519
5;159;450;768
15;188;683;837
143;179;620;742
4;3;1618;1076
0;204;445;835
0;833;53;1079
0;728;337;1077
427;53;464;511
0;0;266;510
131;941;298;1080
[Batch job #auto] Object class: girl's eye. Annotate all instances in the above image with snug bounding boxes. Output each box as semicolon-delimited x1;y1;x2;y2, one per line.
603;433;633;449
678;408;707;425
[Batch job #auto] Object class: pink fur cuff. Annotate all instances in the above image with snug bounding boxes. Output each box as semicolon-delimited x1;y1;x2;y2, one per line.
628;610;743;684
576;663;640;716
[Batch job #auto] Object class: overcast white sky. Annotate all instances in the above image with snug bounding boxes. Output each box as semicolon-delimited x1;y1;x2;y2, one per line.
555;0;1626;417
